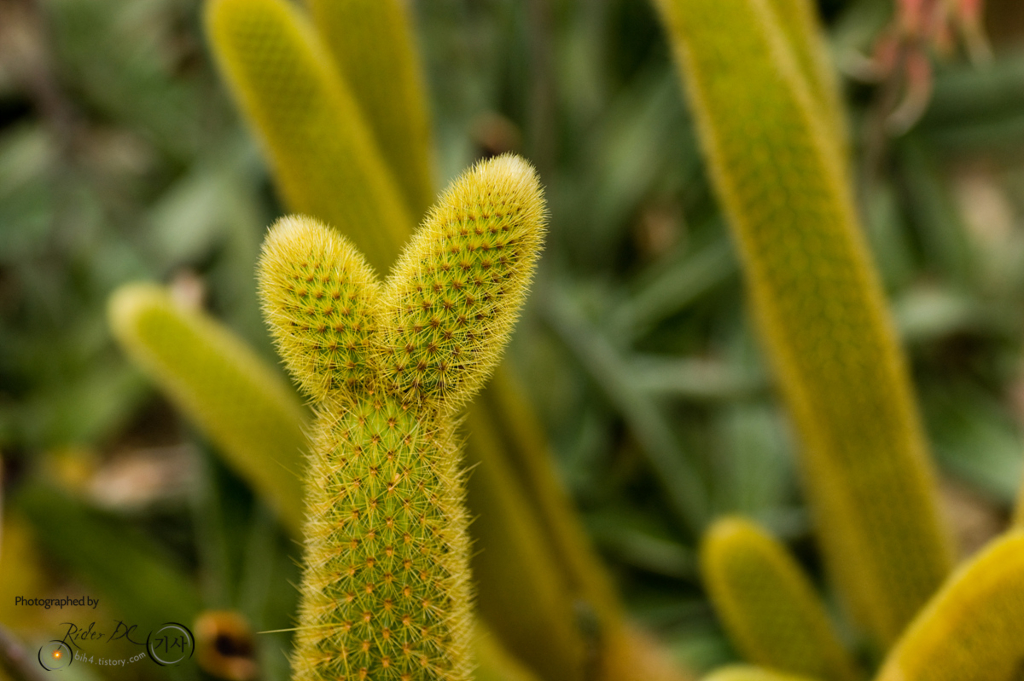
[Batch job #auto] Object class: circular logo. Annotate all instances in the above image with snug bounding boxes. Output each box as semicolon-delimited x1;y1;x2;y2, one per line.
146;622;195;666
37;640;73;671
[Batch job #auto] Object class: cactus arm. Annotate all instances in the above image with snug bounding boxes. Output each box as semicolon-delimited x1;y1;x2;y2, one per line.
700;518;862;681
108;283;307;535
379;155;546;413
702;666;821;681
875;529;1024;681
257;215;382;403
308;0;435;220
204;0;411;274
652;0;952;645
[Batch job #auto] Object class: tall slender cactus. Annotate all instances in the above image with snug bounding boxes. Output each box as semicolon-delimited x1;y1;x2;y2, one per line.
205;0;411;274
308;0;434;220
653;0;953;645
258;155;545;681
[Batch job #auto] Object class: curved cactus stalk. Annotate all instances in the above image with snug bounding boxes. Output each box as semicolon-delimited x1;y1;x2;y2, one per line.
702;666;820;681
309;0;434;219
700;518;863;681
258;155;546;681
108;283;307;534
653;0;953;645
205;0;411;273
875;529;1024;681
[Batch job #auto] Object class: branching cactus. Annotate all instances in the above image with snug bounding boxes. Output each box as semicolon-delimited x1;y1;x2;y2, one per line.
257;154;545;681
205;2;670;676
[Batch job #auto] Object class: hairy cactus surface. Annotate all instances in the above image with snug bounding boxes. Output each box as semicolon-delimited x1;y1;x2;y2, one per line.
653;0;952;645
701;518;862;681
874;529;1024;681
258;155;545;681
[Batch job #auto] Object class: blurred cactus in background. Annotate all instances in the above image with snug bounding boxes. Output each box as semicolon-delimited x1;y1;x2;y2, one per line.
699;518;863;681
654;0;953;648
654;0;1024;678
109;282;307;534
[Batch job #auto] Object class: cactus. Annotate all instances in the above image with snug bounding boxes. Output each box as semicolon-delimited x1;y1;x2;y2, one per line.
874;529;1024;681
653;3;1024;678
257;155;545;681
700;518;862;681
108;287;550;681
205;0;411;274
308;0;434;219
108;283;307;534
204;2;687;678
653;0;953;645
762;0;846;161
702;667;819;681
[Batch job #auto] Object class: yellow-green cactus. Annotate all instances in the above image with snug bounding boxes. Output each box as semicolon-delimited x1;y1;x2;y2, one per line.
205;0;411;274
258;155;546;681
874;529;1024;681
700;518;862;681
474;625;543;681
308;0;434;219
205;2;684;677
762;0;846;160
107;284;585;681
108;283;307;534
653;0;953;645
1014;480;1024;527
702;666;820;681
462;407;590;681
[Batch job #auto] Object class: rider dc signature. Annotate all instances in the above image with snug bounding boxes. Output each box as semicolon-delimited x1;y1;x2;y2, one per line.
37;620;194;671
